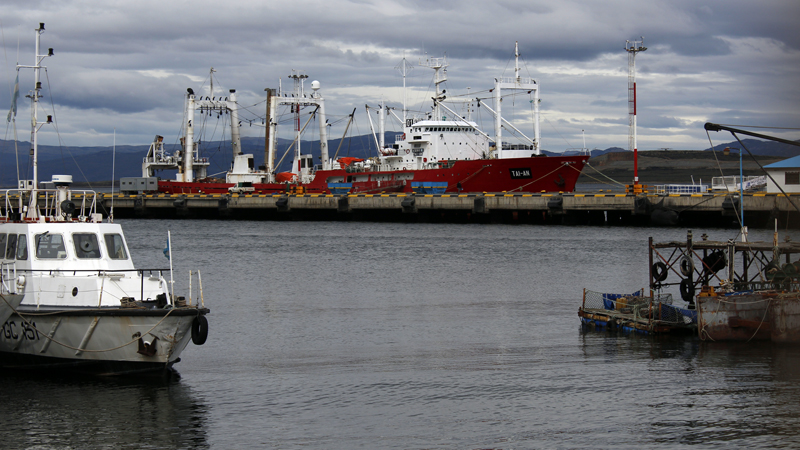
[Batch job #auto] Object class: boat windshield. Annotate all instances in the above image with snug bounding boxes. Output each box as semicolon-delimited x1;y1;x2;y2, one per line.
35;233;67;259
104;234;128;260
73;233;101;259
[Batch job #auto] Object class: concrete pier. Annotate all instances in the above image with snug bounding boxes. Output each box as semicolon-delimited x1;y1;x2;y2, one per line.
62;191;800;228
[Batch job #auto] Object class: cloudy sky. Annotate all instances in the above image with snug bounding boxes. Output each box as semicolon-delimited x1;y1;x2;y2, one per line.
1;0;798;154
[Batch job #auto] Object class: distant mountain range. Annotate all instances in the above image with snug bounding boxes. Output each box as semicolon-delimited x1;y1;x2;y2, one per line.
0;133;796;186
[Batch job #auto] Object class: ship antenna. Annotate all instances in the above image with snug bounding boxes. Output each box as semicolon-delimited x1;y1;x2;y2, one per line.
395;54;414;124
110;128;115;222
21;23;54;219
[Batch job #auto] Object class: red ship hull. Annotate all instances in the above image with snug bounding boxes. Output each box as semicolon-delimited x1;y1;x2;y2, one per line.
158;155;588;195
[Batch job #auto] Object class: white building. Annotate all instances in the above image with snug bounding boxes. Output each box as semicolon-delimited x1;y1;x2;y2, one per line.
764;155;800;193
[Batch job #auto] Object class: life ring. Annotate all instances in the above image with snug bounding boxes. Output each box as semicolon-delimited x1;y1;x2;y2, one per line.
191;315;208;345
679;278;695;303
679;256;694;277
652;261;668;283
405;149;410;154
402;133;406;140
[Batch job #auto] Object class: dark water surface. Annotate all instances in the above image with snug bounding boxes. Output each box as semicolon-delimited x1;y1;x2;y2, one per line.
2;221;799;449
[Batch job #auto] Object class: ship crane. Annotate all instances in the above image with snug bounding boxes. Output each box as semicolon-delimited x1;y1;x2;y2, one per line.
266;70;330;181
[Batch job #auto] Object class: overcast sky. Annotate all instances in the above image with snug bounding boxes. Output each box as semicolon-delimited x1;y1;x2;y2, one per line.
1;0;798;154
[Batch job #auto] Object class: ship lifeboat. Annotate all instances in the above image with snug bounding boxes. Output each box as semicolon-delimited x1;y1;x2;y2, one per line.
338;157;364;167
275;172;297;183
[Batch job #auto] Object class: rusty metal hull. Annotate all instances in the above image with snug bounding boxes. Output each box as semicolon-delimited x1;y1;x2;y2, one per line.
770;294;800;343
697;293;775;341
0;307;207;376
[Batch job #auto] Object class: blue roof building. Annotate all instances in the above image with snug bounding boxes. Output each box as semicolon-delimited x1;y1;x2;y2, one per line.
764;155;800;193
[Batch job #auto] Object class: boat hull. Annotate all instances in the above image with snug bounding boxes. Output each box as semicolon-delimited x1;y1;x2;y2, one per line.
0;307;208;376
697;292;774;341
770;294;800;343
158;155;588;195
0;294;24;328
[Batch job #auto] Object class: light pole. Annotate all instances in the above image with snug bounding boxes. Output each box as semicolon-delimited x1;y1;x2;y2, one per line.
724;147;746;241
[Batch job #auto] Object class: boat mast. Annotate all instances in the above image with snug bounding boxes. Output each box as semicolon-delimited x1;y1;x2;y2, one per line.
494;42;539;157
379;100;385;149
419;55;447;121
277;70;329;175
229;89;241;159
265;88;277;175
184;90;196;182
395;55;413;125
21;23;53;218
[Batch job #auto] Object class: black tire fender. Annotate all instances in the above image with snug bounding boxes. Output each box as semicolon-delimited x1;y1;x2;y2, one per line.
191;315;208;345
652;261;668;283
680;278;695;303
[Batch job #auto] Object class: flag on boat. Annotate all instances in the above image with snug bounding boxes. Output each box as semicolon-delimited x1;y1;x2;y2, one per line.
6;70;19;123
163;239;170;260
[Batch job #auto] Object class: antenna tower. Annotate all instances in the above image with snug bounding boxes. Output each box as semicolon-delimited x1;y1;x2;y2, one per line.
395;55;414;124
626;37;646;185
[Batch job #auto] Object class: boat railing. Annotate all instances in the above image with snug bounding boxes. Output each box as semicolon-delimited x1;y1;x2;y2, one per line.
12;267;169;275
711;175;767;192
2;189;99;221
0;261;18;294
497;76;536;85
652;184;708;194
730;280;800;293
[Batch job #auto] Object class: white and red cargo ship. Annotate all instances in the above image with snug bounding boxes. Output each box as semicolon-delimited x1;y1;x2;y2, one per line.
144;44;588;195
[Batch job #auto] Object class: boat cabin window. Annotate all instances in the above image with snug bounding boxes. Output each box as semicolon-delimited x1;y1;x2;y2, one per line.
73;233;101;259
0;234;6;259
16;234;27;260
104;234;128;260
35;233;67;259
5;234;17;260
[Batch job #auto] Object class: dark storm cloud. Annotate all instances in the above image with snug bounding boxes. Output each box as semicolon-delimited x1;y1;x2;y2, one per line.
0;0;797;151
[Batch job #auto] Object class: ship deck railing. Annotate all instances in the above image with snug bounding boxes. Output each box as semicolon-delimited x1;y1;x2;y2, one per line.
711;175;767;192
651;184;709;194
2;189;99;221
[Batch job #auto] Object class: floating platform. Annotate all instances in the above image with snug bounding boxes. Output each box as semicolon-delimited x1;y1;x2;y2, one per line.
578;289;697;335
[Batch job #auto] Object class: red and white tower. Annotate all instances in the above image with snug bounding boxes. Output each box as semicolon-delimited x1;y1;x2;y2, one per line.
626;38;647;185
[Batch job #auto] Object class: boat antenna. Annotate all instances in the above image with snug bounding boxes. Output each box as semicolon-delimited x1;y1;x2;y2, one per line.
109;128;115;222
395;54;413;124
20;23;54;219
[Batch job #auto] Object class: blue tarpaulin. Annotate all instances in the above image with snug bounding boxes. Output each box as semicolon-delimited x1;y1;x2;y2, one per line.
602;290;643;310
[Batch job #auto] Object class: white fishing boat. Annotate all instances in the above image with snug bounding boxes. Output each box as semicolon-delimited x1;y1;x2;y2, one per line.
0;23;210;377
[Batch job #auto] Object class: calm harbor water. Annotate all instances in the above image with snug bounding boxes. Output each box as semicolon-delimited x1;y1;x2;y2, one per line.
1;220;799;449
